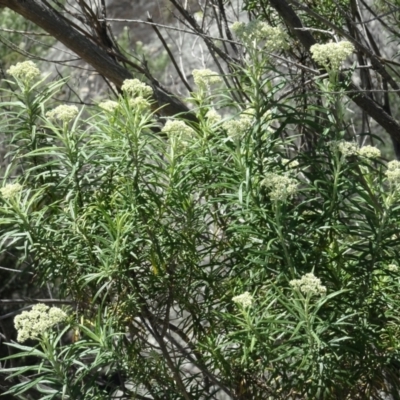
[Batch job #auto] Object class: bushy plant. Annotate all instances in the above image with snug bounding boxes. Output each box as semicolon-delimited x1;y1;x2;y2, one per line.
1;25;400;400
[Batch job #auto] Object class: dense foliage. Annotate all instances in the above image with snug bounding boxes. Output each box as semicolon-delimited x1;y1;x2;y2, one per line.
1;27;400;399
2;1;400;399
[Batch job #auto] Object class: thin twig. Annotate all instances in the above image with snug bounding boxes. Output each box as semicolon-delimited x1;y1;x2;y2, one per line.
0;299;75;304
147;14;192;93
0;33;91;70
0;266;33;274
99;18;241;46
294;27;335;35
0;309;30;321
354;7;400;25
0;28;50;36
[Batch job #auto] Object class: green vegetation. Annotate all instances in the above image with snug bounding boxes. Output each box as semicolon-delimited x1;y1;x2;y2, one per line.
1;1;400;399
1;29;400;398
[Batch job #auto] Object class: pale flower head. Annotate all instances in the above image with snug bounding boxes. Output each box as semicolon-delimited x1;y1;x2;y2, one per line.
192;69;222;90
386;169;400;185
289;273;327;296
223;109;254;139
14;304;67;342
262;173;298;201
46;104;79;123
388;264;398;272
388;160;400;170
232;291;254;307
0;183;22;199
121;79;153;98
358;145;381;159
7;61;41;83
162;119;196;149
335;140;359;157
205;109;222;125
386;160;400;185
99;100;119;112
231;20;289;51
128;96;151;111
162;119;195;137
310;41;354;71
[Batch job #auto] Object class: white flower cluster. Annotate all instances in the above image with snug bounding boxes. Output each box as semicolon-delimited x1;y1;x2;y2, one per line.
162;120;195;149
337;140;358;156
46;104;79;122
310;41;354;71
262;172;298;201
223;109;254;139
192;69;222;90
128;96;151;111
330;141;381;159
386;160;400;185
328;140;358;157
358;145;381;159
121;79;153;98
7;61;40;83
388;264;398;272
232;291;254;307
205;109;222;125
14;304;67;343
99;100;119;112
289;273;327;296
0;183;22;199
162;120;195;137
231;20;289;51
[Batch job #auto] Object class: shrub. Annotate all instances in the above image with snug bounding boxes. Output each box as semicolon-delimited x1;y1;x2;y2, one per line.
1;33;400;399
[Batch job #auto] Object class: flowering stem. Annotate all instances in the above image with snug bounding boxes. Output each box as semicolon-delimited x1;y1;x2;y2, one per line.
328;151;342;217
274;201;294;276
303;295;315;349
40;333;71;397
